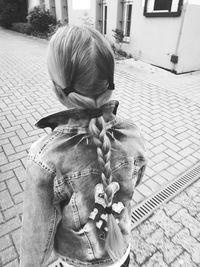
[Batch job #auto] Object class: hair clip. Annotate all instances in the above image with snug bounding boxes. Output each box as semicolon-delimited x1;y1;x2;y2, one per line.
108;83;115;90
63;87;73;96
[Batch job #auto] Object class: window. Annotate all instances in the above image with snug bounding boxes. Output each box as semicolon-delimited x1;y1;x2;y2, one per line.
144;0;183;17
39;0;45;9
154;0;172;11
49;0;56;17
97;0;107;35
125;4;132;37
120;1;133;42
62;0;68;23
103;5;107;34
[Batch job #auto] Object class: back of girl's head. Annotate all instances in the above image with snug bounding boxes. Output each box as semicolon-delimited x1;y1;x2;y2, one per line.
48;25;126;261
47;25;114;101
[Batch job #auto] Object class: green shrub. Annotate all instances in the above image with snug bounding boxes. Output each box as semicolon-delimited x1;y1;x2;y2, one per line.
118;49;127;58
27;6;56;33
11;22;33;35
112;28;124;43
0;0;27;28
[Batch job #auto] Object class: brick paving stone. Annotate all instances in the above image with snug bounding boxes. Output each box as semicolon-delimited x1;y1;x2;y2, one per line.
8;151;27;163
14;166;26;183
149;209;182;237
133;188;145;203
143;252;168;267
0;171;14;182
9;136;22;147
163;200;182;217
146;228;183;264
0;246;18;266
0;161;22;173
0;235;12;252
172;208;200;238
0;152;8;165
171;252;198;267
0;190;13;210
0;182;7;192
11;228;21;255
153;161;169;173
3;203;23;221
2;144;15;156
136;183;153;198
0;216;21;237
136;220;157;240
4;259;19;267
172;229;200;264
144;179;160;192
6;178;22;196
13;192;24;205
173;192;200;216
129;251;140;267
131;229;156;265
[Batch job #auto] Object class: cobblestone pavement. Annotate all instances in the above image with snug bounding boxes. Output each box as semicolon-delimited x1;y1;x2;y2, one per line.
130;178;200;267
0;28;200;266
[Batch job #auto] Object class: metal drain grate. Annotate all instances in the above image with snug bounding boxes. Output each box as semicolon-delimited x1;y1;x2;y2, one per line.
131;161;200;229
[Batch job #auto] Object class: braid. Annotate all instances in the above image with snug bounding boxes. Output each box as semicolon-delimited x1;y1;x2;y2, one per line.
89;117;112;204
89;116;126;261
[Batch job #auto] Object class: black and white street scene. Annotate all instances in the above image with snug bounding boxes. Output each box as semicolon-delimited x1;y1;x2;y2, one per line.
0;0;200;266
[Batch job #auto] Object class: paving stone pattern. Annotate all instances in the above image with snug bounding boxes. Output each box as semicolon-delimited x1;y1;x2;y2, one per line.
129;179;200;267
0;28;200;266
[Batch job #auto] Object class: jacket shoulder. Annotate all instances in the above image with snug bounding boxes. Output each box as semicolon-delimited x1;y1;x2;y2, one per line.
28;131;60;174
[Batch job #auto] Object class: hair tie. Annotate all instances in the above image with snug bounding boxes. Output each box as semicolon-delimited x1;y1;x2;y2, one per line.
89;108;103;118
63;87;73;96
105;206;112;214
108;83;115;90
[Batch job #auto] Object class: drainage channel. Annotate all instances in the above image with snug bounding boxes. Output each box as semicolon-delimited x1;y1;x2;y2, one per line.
131;161;200;229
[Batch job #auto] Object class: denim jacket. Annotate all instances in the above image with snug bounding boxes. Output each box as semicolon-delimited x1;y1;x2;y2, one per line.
20;100;147;267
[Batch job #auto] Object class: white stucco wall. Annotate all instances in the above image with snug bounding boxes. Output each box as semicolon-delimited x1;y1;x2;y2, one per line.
176;3;200;73
28;0;40;11
105;0;119;42
121;0;184;71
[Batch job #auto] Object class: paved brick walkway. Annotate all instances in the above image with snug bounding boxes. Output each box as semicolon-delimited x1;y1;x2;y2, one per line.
130;178;200;267
0;28;200;266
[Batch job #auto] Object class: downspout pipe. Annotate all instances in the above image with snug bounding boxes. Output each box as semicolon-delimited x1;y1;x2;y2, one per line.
172;0;188;73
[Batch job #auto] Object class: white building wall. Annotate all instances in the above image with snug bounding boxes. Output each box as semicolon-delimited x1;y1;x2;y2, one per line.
28;0;40;11
176;2;200;73
121;1;184;71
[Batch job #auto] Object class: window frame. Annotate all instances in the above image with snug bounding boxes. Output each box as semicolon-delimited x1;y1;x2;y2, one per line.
120;0;133;43
144;0;183;17
103;4;108;35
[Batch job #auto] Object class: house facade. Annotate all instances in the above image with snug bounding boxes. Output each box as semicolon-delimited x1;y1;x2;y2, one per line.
28;0;200;74
28;0;68;23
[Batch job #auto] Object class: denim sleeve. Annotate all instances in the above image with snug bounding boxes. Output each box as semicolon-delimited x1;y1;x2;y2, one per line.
20;159;61;267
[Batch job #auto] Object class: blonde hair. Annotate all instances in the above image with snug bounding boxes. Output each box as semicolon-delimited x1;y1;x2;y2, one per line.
47;25;125;261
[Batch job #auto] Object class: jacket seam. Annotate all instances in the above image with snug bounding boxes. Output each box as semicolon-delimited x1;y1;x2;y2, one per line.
27;156;56;175
38;130;62;155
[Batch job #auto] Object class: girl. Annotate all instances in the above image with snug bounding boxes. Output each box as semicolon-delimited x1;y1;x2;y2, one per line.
20;25;147;267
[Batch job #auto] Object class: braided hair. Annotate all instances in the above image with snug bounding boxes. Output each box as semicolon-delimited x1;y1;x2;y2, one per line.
47;25;126;261
89;116;126;261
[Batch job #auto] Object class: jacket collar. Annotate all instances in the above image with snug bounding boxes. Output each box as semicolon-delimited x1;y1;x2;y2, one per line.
35;100;119;131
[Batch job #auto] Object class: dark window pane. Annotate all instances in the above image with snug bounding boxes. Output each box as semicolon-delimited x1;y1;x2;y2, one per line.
104;5;107;34
126;4;132;37
154;0;172;11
